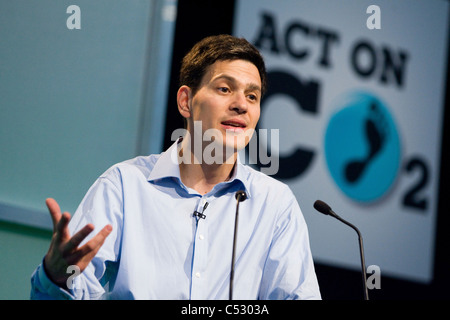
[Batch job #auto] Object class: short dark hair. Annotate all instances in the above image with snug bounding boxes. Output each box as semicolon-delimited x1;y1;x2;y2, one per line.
179;34;267;96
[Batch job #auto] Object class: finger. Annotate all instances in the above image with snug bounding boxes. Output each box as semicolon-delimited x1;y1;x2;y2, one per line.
70;225;113;264
46;199;73;241
81;224;113;254
55;212;71;241
46;198;62;232
64;223;95;252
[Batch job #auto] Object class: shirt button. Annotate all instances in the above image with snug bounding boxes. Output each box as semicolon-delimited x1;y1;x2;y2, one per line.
195;272;201;278
199;234;204;240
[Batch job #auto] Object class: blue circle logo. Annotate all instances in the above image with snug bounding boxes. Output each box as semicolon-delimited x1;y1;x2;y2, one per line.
324;91;401;203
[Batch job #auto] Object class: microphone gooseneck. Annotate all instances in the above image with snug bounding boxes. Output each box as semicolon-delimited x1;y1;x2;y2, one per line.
229;190;247;300
313;200;369;300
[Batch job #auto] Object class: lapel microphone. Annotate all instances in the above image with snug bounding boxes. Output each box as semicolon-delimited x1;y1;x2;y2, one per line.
193;202;209;220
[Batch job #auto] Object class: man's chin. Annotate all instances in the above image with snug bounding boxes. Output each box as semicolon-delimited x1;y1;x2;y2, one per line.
199;139;246;165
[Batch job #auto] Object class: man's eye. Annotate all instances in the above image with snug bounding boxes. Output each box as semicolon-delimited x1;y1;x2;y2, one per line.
218;87;230;93
248;94;258;101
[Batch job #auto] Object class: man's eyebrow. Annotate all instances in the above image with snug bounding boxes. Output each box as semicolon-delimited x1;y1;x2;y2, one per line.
212;74;261;92
247;83;262;93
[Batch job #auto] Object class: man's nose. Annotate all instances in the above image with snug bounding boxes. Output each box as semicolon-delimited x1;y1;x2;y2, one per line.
230;92;248;114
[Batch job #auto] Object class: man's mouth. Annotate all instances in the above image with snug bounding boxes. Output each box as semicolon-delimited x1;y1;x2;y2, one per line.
221;119;247;130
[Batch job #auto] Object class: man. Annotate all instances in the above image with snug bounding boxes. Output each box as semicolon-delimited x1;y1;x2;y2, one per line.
30;34;321;300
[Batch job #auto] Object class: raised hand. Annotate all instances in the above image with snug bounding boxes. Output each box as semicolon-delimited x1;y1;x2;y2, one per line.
43;198;112;288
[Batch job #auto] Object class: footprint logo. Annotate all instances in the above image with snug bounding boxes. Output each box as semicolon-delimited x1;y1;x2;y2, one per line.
344;101;388;183
324;92;401;203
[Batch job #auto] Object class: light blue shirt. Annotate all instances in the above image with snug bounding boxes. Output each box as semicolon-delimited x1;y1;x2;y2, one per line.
30;140;321;300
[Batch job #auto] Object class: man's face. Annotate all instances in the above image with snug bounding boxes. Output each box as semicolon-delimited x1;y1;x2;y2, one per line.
183;59;262;154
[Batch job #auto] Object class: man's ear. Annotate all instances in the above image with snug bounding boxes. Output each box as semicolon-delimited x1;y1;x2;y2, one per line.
177;85;192;119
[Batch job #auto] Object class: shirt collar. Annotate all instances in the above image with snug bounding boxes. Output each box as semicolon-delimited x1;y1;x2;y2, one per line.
147;139;251;198
147;139;183;182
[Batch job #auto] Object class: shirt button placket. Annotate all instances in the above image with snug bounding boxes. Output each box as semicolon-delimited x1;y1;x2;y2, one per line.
190;197;208;299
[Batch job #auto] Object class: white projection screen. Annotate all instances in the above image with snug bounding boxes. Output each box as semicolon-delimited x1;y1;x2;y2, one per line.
234;0;449;283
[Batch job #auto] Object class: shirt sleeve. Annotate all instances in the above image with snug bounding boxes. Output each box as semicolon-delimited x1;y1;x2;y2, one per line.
30;260;77;300
30;167;124;300
258;188;321;300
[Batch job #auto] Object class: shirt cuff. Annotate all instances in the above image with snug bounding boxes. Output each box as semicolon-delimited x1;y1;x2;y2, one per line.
37;261;76;300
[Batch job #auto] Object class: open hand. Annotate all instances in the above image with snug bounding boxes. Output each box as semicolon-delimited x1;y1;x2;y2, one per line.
43;198;112;288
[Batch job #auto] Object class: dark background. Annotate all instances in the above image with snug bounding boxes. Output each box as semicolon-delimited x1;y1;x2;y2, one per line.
163;0;450;300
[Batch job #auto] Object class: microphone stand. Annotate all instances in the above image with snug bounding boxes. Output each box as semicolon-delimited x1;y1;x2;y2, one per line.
229;191;247;300
331;212;369;300
314;200;369;300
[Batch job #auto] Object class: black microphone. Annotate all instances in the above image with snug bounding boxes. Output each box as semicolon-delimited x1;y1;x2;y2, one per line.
229;190;247;300
193;202;208;220
313;200;369;300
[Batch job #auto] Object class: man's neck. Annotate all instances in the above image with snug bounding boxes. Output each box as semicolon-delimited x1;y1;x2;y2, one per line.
178;138;237;194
